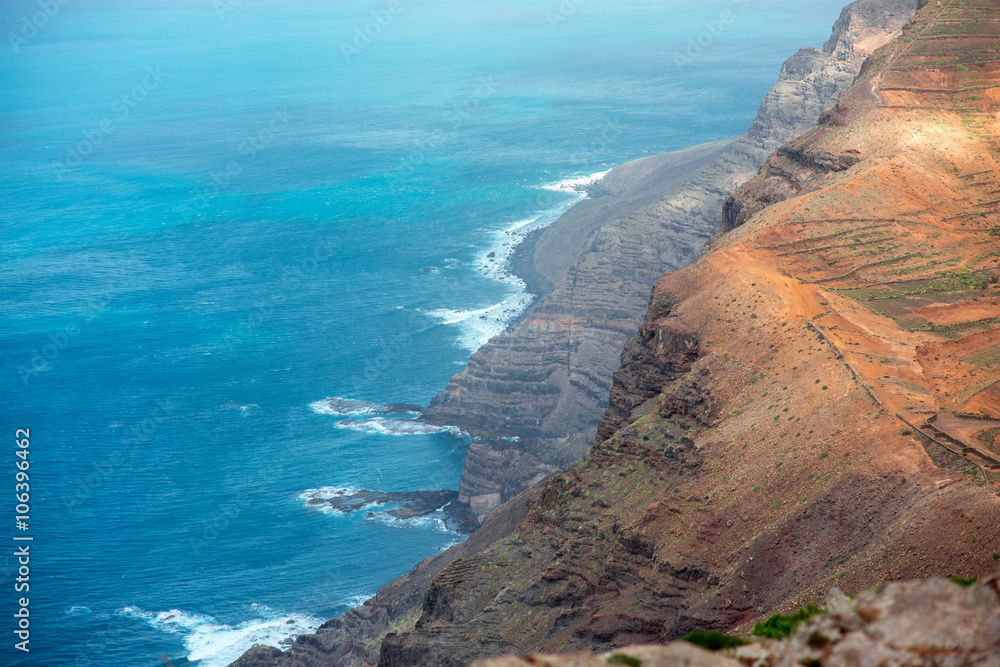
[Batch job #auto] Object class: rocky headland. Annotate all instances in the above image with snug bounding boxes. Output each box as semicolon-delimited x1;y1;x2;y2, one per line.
301;489;458;521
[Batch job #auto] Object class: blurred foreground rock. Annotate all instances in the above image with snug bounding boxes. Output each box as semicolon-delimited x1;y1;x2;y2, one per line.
470;576;1000;667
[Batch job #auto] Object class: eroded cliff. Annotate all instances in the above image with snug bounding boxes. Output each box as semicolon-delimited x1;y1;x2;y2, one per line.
424;0;918;524
230;2;953;665
377;1;1000;664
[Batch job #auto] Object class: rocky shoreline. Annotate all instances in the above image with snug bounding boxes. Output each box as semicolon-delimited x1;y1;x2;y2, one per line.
303;489;458;521
376;0;1000;661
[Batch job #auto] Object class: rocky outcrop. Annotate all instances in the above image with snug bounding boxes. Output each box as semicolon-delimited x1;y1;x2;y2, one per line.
470;576;1000;667
595;291;703;444
472;643;741;667
379;350;721;667
231;483;546;667
720;144;861;232
424;0;918;523
302;489;457;521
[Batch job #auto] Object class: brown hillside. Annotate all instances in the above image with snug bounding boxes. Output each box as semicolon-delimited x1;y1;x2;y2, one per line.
377;2;1000;665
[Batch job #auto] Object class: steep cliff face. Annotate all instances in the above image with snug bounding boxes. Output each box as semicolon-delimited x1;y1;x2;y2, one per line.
375;2;1000;664
424;0;918;524
381;305;722;666
231;484;546;667
231;3;931;666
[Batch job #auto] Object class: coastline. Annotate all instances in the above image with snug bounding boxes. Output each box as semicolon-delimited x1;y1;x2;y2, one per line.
505;224;553;324
430;172;610;353
504;174;613;328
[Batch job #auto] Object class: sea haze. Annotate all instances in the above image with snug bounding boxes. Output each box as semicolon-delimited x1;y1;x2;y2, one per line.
1;0;848;664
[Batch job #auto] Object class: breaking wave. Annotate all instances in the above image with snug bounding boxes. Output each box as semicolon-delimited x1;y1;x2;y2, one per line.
117;604;324;667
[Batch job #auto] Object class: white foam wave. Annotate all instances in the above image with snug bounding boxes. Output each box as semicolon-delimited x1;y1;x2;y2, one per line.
118;604;323;667
298;486;358;515
298;486;360;502
220;401;258;413
541;169;610;194
427;304;504;326
428;171;606;353
365;508;461;536
335;418;464;437
340;593;375;609
309;398;376;416
428;214;554;351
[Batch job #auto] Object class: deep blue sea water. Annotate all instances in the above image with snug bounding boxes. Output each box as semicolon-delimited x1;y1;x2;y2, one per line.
1;1;849;664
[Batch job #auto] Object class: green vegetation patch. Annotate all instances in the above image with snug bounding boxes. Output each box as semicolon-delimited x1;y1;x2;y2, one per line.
962;344;1000;368
856;271;993;301
951;576;977;587
681;630;750;651
752;603;826;639
607;654;642;666
836;271;997;335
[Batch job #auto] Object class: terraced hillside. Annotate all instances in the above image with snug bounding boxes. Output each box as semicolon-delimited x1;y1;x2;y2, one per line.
718;0;1000;480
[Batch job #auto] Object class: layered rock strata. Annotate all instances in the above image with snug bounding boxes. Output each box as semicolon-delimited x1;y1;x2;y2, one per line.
425;0;918;523
377;3;1000;663
232;2;930;665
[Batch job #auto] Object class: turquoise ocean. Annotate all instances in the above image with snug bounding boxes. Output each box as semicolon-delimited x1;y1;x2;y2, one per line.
0;0;847;664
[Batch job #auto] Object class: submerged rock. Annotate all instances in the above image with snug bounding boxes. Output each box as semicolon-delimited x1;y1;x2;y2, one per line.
312;397;424;415
305;489;458;520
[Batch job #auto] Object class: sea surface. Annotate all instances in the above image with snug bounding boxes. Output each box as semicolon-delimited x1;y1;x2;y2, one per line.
0;0;848;664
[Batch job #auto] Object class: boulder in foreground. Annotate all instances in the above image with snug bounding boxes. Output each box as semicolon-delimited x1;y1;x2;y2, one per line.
470;575;1000;667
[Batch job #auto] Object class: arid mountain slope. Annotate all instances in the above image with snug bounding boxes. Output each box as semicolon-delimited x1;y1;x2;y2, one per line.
378;3;1000;665
231;3;925;666
424;0;918;525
